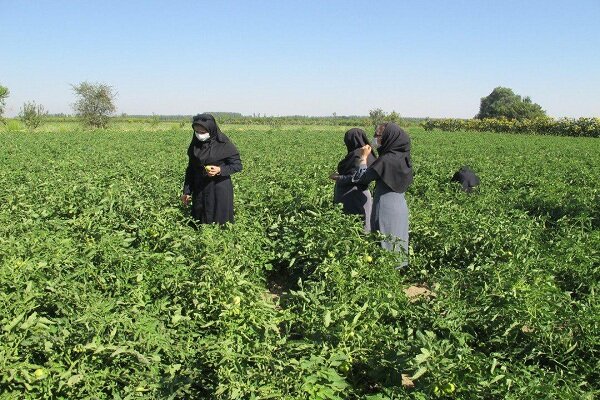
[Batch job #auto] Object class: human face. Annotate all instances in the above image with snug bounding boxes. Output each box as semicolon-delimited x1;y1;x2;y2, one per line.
374;125;385;146
193;124;208;134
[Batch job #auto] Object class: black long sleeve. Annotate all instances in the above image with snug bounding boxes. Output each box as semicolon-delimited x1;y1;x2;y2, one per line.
218;153;243;177
336;164;378;186
183;158;194;195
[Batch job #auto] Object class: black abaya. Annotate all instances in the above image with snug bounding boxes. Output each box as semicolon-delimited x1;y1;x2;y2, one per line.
183;114;242;225
451;166;480;192
334;128;376;227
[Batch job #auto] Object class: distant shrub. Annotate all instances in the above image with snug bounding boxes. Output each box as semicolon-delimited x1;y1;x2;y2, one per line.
19;101;48;131
71;82;117;128
421;117;600;138
150;113;160;127
368;108;405;130
5;119;22;132
0;84;9;124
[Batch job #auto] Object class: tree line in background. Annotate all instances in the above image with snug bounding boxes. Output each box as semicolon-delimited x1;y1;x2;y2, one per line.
0;82;117;131
421;117;600;138
420;87;598;137
0;83;598;137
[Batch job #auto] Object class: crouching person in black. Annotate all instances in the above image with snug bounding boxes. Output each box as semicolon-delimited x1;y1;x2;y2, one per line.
451;166;480;193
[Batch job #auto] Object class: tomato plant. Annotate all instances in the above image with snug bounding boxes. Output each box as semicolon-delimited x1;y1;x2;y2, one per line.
0;124;598;398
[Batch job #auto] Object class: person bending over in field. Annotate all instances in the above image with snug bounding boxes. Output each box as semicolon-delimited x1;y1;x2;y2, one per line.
451;166;480;193
331;123;413;267
181;114;242;225
330;128;377;232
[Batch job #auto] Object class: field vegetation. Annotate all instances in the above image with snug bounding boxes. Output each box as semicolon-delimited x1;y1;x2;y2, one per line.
0;121;598;399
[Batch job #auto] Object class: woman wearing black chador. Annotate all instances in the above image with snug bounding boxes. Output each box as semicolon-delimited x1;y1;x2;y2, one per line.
181;114;242;225
332;123;413;267
331;128;377;232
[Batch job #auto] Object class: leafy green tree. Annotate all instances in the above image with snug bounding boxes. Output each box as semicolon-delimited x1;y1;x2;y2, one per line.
369;108;386;128
19;101;48;130
476;87;546;120
0;84;9;124
150;112;160;127
71;82;117;128
387;110;403;125
368;108;404;130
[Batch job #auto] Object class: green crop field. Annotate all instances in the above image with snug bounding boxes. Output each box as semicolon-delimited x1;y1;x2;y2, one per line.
1;124;598;399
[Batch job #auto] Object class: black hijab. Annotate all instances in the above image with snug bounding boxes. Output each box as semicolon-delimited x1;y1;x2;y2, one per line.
337;128;376;175
187;113;239;165
451;166;480;192
370;123;413;193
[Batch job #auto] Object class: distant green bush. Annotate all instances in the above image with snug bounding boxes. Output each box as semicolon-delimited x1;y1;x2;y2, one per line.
476;87;546;120
0;84;9;124
421;117;600;138
19;101;48;131
5;119;22;132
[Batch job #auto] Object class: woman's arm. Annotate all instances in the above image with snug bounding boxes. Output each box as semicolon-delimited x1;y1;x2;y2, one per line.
217;153;243;177
333;145;378;185
351;164;380;185
333;172;355;184
183;158;194;195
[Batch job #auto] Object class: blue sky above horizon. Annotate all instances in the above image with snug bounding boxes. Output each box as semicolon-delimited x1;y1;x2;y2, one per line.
2;0;599;118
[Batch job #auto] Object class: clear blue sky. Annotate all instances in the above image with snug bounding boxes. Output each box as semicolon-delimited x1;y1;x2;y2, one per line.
2;0;599;118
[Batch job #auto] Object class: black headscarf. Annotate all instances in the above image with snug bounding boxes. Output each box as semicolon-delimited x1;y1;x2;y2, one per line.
337;128;376;175
187;113;239;165
451;166;480;192
370;123;413;193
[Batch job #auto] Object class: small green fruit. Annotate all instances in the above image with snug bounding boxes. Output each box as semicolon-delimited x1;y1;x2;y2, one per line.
444;383;456;393
339;362;350;373
34;368;47;379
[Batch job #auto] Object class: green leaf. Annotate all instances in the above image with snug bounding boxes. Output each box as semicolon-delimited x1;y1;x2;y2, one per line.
411;367;427;380
67;374;83;386
3;312;25;332
323;310;332;328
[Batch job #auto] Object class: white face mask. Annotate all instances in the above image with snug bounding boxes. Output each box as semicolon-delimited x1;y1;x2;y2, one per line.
195;132;210;141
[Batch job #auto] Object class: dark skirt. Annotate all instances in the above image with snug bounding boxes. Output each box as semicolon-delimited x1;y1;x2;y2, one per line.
371;182;409;266
191;176;234;225
334;183;372;232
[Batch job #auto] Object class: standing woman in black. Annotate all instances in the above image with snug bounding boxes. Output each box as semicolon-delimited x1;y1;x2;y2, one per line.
332;123;413;266
330;128;377;232
180;114;242;225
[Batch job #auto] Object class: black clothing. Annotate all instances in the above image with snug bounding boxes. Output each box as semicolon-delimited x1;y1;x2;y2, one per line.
337;166;380;186
189;113;239;162
369;123;413;193
334;128;376;221
183;114;242;224
336;128;376;175
451;166;480;192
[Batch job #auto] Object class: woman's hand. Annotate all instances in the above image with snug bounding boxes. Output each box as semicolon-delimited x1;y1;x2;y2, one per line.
205;165;221;177
329;173;340;181
359;144;372;161
181;194;191;206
